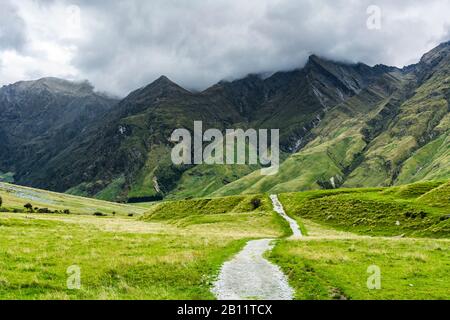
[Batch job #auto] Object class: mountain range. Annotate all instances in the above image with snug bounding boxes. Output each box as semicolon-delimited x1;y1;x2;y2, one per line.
0;42;449;202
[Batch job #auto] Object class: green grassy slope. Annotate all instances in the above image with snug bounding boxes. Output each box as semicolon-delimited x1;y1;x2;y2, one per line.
0;192;288;299
165;136;263;200
0;181;448;300
278;180;450;238
211;45;450;198
346;55;450;187
165;165;258;200
269;180;450;300
396;133;450;184
212;71;411;196
142;194;292;236
418;181;450;209
0;182;146;216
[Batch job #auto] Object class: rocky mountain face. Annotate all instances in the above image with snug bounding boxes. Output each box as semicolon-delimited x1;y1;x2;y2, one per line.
0;43;449;201
213;42;450;196
0;77;118;187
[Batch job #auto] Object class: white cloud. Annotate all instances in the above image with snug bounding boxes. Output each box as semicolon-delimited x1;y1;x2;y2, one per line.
0;0;449;96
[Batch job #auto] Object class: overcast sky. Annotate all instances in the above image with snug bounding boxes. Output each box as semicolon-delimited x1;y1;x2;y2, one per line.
1;0;450;96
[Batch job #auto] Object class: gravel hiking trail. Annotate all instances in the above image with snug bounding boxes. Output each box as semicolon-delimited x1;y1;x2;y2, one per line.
212;195;301;300
270;194;302;239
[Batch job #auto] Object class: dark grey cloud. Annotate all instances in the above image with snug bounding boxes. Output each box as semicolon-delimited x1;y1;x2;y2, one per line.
1;0;450;95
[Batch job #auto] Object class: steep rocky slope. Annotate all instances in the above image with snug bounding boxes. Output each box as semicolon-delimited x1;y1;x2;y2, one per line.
1;43;448;201
213;42;450;196
0;77;118;186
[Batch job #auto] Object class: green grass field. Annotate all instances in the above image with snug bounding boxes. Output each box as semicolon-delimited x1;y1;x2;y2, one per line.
278;180;450;238
0;182;147;216
270;180;450;299
269;220;450;300
0;180;449;300
0;187;288;299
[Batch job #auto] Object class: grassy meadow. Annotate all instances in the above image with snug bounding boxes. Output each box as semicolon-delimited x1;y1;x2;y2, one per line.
270;180;450;300
269;220;450;300
0;182;147;216
278;180;450;238
0;187;288;299
0;180;449;300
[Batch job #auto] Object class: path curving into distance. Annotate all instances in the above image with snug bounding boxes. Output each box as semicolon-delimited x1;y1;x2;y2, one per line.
212;194;301;300
270;194;302;238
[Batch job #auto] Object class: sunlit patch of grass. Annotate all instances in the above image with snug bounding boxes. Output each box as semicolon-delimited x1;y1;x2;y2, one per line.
0;194;287;300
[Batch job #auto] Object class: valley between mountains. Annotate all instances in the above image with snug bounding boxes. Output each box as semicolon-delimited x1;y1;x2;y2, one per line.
1;42;449;202
0;42;448;301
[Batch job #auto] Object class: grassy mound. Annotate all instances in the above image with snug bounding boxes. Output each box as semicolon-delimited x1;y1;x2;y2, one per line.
279;181;450;238
142;195;271;221
418;181;450;209
382;180;445;199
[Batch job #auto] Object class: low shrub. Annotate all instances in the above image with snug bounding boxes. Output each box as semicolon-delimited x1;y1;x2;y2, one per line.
37;208;53;214
250;198;262;210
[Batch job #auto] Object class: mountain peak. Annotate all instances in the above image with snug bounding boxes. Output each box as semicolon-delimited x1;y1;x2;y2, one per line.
154;75;172;83
147;75;186;89
307;54;320;60
307;54;326;65
7;77;95;96
420;40;450;66
140;75;191;95
305;54;349;71
124;75;191;102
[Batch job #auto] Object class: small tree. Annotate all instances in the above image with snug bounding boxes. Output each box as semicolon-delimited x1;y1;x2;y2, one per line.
24;203;33;212
0;195;3;208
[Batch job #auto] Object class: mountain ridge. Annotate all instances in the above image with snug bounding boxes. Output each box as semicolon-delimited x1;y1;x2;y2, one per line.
0;41;449;201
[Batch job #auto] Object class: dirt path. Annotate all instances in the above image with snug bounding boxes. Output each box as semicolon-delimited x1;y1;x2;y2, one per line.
211;239;294;300
212;195;300;300
270;194;302;238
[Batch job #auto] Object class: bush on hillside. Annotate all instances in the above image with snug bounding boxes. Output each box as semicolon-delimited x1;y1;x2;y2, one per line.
250;198;262;210
93;212;107;217
36;208;55;214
